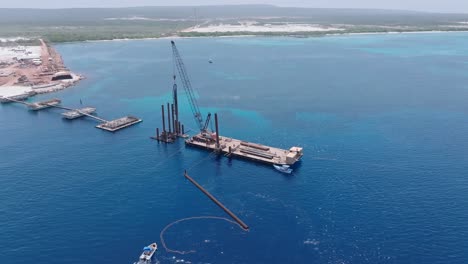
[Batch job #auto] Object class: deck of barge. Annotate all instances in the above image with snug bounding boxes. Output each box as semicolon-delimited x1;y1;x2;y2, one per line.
96;116;142;132
185;134;303;166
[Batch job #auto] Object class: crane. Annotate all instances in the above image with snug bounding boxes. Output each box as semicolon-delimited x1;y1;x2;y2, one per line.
203;113;211;132
171;40;211;134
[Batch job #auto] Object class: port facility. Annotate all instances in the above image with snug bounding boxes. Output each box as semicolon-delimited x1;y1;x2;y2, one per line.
0;96;141;132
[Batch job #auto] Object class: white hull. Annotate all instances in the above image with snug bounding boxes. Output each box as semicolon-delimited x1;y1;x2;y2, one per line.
273;164;293;174
137;243;157;263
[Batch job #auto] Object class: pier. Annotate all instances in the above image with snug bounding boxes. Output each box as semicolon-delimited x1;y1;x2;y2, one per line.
96;116;142;132
52;105;107;122
184;171;249;230
0;96;141;132
0;96;62;110
29;98;62;111
61;107;97;120
0;96;34;105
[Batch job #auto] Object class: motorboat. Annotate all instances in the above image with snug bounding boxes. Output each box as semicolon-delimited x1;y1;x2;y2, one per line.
273;164;293;174
136;243;158;263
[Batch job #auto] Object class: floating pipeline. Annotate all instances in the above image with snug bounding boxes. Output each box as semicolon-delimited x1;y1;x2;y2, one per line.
184;171;249;230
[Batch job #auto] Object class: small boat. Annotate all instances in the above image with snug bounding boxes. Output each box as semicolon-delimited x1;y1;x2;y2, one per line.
136;243;158;263
273;164;293;174
208;59;213;64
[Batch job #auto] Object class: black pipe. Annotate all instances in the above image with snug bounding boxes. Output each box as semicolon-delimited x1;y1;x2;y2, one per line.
171;104;176;134
161;105;166;133
167;103;171;134
173;83;178;131
184;171;249;230
215;113;220;148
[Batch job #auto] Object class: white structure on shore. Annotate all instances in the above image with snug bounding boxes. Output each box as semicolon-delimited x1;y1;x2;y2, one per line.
183;22;344;33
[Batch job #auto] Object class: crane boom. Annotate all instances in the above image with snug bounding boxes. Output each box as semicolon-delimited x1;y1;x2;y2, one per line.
203;113;211;132
171;40;204;131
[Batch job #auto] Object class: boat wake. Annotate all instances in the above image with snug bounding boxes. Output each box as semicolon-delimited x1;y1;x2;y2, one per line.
159;216;246;255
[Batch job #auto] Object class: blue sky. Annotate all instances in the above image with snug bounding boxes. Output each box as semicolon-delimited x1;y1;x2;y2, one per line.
2;0;467;13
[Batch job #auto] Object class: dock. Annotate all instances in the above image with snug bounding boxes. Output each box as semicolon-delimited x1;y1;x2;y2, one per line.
0;96;34;105
0;92;34;103
184;171;249;230
0;96;61;111
29;98;61;111
61;107;97;120
1;96;142;132
96;116;142;132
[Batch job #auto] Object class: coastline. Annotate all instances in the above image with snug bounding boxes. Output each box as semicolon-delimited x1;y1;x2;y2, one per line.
80;34;259;44
327;30;468;36
0;39;83;99
62;29;468;44
3;29;465;99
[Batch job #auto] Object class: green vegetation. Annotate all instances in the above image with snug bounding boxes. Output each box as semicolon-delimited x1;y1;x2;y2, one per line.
1;5;467;43
0;22;195;43
0;38;41;46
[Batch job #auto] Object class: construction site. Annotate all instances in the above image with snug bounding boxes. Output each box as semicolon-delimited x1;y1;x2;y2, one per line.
0;38;82;100
0;38;142;132
152;41;303;167
0;39;302;165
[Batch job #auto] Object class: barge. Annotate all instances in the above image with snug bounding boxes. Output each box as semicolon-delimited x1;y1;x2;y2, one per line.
186;133;303;166
96;116;142;132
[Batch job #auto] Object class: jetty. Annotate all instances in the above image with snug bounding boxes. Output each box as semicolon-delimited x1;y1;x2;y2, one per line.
30;98;62;111
61;107;97;120
96;116;142;132
0;96;141;132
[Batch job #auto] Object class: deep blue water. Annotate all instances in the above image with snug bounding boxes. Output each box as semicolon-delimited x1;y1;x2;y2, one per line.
2;33;468;264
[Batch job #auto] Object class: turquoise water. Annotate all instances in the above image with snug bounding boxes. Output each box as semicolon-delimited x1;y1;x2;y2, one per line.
1;33;468;263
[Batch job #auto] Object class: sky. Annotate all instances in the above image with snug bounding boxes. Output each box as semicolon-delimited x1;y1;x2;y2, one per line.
1;0;467;13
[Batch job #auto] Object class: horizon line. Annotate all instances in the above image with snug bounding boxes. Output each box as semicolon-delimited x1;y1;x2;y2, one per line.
0;5;461;14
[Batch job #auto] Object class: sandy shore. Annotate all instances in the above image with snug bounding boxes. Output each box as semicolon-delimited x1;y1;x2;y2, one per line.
76;29;468;45
327;30;468;37
183;23;343;33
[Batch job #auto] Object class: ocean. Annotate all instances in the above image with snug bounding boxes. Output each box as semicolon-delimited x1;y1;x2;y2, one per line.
1;33;468;264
